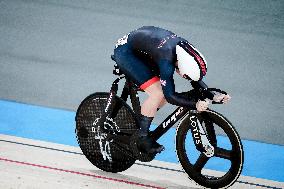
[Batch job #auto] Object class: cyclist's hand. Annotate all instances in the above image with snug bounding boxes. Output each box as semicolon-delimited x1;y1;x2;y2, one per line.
196;100;209;112
213;94;231;104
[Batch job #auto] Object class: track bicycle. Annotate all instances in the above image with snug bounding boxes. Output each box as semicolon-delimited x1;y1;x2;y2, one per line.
75;55;244;188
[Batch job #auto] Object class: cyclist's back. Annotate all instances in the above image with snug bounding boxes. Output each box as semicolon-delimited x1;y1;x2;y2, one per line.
127;26;184;63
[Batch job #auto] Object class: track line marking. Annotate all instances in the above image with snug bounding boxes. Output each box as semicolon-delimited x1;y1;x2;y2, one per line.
1;138;283;189
0;157;165;189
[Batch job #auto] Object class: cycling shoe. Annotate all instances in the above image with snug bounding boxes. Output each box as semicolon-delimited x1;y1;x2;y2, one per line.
137;135;165;154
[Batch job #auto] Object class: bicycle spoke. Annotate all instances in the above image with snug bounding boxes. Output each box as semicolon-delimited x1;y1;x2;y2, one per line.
193;153;210;173
215;147;232;160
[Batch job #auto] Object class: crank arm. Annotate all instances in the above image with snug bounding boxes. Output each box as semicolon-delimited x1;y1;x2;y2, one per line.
104;133;132;145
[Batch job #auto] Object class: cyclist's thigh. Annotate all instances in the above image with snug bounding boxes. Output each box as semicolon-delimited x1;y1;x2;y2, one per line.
114;45;156;87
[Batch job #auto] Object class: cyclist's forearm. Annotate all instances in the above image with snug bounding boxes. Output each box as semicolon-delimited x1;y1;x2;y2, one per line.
165;93;196;109
191;80;215;100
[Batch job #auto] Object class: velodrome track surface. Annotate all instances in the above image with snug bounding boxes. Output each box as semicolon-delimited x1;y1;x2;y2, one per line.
1;0;284;188
1;134;283;189
0;100;284;188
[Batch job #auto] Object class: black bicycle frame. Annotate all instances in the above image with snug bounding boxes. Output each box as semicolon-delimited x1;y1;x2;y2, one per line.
150;106;189;141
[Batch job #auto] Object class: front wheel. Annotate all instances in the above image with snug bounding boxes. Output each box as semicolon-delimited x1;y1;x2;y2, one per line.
176;109;244;188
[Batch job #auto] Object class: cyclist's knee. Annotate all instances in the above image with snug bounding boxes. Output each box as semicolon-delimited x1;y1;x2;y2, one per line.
149;89;165;103
145;81;162;94
144;81;165;105
159;97;167;107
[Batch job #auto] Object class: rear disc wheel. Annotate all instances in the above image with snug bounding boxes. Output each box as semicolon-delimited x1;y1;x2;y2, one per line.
75;92;138;172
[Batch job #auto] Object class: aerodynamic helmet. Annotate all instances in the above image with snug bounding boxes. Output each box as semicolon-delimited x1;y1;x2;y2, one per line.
176;41;207;81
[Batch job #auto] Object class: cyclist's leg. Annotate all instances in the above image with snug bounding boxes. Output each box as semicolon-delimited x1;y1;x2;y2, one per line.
114;45;165;153
138;83;166;153
139;84;166;153
114;45;155;87
142;81;167;117
115;46;166;117
159;99;167;108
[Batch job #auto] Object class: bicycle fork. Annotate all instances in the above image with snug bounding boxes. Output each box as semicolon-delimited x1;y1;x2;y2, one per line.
189;113;215;157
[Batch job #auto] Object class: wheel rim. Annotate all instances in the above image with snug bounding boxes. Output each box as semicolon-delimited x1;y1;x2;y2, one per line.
177;110;243;188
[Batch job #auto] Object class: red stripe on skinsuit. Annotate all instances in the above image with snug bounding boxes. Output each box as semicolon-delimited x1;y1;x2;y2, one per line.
140;76;160;90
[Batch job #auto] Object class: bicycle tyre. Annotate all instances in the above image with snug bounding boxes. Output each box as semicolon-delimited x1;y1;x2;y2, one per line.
75;92;138;173
176;109;244;188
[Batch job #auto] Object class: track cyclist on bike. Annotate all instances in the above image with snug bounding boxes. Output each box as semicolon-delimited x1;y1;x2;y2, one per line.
113;26;231;154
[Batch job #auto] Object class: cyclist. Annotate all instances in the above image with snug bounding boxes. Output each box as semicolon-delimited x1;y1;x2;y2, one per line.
113;26;231;154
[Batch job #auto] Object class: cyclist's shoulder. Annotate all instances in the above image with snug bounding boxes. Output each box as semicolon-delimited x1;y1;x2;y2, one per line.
128;26;188;42
129;26;175;38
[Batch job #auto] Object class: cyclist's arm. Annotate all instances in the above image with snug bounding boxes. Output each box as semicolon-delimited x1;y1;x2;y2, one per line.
191;80;215;100
158;59;197;109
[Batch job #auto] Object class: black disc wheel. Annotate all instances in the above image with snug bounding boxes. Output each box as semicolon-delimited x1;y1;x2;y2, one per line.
75;92;138;173
176;109;244;188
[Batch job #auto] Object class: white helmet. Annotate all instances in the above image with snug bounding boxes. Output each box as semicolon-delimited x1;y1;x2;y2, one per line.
176;41;207;81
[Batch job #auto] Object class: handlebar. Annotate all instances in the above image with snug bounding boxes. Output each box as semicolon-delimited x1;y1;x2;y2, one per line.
208;88;227;104
190;81;228;104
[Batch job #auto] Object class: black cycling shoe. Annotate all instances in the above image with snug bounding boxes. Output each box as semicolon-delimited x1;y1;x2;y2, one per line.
137;135;165;154
137;114;165;154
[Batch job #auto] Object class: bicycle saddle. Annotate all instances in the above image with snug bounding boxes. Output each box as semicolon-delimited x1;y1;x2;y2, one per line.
111;55;124;76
